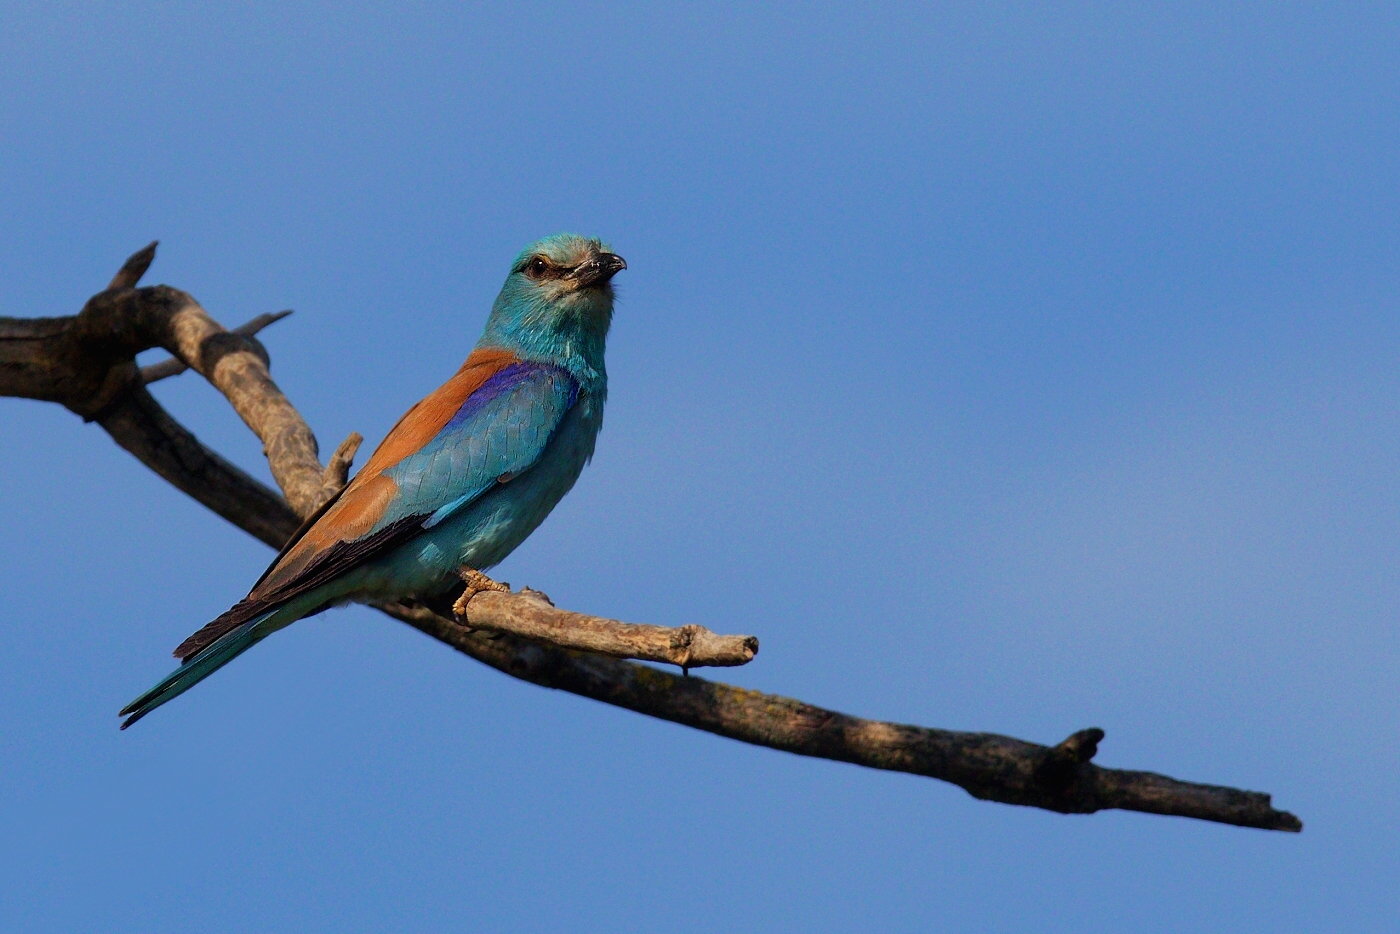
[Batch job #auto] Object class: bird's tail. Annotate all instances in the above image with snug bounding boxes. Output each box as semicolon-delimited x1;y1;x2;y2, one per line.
119;611;275;730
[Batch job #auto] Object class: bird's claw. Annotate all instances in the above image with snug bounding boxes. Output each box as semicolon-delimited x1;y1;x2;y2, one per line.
453;568;511;618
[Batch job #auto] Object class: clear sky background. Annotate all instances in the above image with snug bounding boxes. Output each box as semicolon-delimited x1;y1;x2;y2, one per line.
1;3;1396;931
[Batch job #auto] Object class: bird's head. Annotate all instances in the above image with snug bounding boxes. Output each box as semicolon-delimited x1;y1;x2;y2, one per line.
487;232;624;348
480;234;625;374
510;234;627;307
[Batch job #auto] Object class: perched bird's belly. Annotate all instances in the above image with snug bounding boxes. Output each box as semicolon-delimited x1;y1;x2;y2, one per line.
348;395;603;601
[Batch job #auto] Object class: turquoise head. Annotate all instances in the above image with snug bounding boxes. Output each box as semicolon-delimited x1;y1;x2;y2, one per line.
478;233;626;390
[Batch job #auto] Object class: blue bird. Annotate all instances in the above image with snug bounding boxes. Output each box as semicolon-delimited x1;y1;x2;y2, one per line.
121;234;625;728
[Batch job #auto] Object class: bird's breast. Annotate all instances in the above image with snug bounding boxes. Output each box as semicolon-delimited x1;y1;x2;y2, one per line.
389;390;605;589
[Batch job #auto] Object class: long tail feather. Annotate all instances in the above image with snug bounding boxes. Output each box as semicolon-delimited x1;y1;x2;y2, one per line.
119;612;274;729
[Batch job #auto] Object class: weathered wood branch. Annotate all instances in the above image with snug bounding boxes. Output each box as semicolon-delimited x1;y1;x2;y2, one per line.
383;599;1301;831
141;309;293;384
455;584;760;670
0;243;1303;832
1;241;357;515
99;381;302;547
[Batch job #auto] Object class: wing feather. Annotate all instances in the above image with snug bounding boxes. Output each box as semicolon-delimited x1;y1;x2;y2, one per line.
172;351;578;660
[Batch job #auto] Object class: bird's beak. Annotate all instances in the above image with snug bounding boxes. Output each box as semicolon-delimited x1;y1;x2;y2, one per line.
568;252;627;288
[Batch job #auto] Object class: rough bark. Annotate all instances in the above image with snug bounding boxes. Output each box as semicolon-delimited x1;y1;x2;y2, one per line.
1;242;358;515
456;587;760;670
0;243;1302;832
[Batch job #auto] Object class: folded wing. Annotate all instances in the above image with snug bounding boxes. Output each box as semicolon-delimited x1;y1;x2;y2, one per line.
172;348;579;660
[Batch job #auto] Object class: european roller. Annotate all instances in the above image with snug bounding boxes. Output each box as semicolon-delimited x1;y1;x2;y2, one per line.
120;234;625;728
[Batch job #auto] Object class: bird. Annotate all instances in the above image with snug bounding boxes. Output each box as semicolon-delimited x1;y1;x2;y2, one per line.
120;233;625;729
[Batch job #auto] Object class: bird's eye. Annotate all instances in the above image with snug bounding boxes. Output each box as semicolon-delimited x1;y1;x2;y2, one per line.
526;257;550;278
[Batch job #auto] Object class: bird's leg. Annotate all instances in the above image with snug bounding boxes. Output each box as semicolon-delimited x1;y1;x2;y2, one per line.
453;567;511;618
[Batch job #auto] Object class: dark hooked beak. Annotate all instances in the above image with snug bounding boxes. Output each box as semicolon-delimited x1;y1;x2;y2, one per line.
568;252;627;288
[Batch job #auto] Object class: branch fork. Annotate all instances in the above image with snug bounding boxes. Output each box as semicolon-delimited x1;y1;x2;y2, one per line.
0;243;1302;832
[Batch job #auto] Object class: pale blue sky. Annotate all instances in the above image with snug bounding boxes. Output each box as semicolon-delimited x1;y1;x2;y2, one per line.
2;3;1397;931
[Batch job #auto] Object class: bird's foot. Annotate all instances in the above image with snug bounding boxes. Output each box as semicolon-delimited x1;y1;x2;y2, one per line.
453;568;511;618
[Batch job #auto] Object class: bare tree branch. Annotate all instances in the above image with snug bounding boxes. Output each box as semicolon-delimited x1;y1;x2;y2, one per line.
455;584;760;670
0;243;1303;832
107;240;157;290
141;309;294;384
1;242;353;515
384;599;1301;831
99;382;302;548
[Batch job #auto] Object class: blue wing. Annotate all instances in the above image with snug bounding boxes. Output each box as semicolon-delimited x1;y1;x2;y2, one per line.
378;360;580;531
169;357;579;664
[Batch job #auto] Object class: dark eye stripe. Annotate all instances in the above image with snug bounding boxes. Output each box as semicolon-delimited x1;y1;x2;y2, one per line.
525;256;565;280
